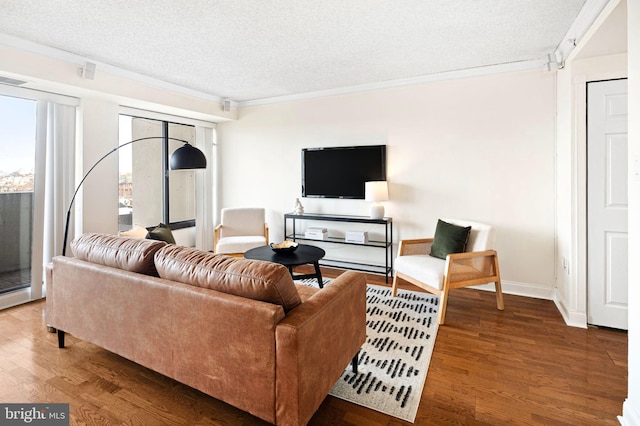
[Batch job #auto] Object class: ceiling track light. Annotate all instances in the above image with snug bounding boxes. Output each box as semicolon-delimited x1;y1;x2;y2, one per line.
544;53;564;72
78;61;96;80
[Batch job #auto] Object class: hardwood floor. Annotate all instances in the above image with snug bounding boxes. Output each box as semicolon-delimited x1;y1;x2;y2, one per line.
0;268;627;425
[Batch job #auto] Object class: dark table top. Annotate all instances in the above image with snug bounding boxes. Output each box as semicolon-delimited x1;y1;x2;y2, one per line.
244;244;325;266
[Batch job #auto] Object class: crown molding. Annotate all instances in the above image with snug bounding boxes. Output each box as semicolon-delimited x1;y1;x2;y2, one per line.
0;32;555;110
237;59;547;108
0;33;229;106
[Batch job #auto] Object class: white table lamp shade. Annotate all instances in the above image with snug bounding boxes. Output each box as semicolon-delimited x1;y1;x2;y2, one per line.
365;181;389;219
365;181;389;202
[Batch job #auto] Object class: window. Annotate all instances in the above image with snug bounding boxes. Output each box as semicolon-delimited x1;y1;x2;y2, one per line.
119;115;197;231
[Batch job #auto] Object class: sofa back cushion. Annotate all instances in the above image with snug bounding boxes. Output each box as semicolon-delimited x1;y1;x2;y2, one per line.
71;233;166;276
154;245;302;312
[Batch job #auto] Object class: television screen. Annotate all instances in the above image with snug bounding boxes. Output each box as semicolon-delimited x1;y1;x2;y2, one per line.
302;145;386;199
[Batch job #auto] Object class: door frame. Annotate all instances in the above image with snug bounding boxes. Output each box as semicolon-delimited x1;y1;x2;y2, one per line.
570;75;628;328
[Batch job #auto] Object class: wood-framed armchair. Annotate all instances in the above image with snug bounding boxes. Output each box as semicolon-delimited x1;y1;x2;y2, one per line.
392;219;504;325
214;207;269;256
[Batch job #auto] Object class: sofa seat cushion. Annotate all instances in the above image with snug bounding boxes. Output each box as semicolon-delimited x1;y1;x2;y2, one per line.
216;236;267;254
71;233;166;276
154;245;302;312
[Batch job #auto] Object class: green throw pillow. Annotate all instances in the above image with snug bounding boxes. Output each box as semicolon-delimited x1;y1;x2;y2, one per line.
429;219;471;259
146;223;176;244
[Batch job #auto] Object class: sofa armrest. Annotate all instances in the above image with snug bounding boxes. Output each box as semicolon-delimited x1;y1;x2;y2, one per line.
275;271;366;426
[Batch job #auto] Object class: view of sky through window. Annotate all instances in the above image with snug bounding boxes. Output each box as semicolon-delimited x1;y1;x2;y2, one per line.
0;95;36;192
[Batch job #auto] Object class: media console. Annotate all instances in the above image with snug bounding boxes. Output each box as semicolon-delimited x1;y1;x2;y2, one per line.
284;213;393;282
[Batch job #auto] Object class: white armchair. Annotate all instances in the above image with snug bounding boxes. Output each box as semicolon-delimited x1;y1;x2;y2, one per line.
214;208;269;256
392;218;504;325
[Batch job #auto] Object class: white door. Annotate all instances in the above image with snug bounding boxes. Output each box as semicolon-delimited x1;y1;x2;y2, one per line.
587;79;628;330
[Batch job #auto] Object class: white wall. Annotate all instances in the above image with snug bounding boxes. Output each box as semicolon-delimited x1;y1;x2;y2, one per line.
79;97;120;235
623;0;639;423
217;70;557;297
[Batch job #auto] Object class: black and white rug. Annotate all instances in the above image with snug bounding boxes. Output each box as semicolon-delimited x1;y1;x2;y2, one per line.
296;279;440;423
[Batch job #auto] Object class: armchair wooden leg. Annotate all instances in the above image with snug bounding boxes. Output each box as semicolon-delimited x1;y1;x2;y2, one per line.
495;279;505;311
493;255;505;311
391;274;400;297
438;289;449;325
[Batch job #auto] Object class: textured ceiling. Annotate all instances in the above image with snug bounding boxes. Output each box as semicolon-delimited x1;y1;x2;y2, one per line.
0;0;588;103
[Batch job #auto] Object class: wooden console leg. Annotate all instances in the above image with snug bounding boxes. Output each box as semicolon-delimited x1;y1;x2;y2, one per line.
57;330;65;348
351;351;359;374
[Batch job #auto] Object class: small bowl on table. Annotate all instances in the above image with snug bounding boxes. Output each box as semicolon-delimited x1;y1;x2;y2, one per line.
270;241;299;253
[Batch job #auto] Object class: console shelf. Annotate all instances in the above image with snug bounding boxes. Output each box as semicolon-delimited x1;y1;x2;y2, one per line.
284;213;393;282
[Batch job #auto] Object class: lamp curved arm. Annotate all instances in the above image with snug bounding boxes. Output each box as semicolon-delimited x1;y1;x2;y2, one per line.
62;136;206;256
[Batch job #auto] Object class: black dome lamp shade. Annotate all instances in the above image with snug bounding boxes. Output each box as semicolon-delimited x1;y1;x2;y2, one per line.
170;142;207;170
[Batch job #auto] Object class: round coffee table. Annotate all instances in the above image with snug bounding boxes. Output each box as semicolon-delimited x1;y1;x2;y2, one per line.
244;244;326;288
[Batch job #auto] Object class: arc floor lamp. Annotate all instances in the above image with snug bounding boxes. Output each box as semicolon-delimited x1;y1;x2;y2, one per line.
62;136;207;256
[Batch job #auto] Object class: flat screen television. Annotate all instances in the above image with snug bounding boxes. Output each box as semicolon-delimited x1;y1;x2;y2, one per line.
301;145;386;199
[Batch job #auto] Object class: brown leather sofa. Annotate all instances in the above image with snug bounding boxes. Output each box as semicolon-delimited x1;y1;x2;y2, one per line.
46;233;366;426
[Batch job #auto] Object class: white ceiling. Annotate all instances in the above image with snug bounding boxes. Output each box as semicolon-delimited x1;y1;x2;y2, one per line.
0;0;598;104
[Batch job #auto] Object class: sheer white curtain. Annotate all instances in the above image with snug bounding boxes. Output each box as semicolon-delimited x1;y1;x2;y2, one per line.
37;101;77;298
42;102;77;265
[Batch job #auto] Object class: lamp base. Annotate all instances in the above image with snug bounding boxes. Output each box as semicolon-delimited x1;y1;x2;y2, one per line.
370;203;385;219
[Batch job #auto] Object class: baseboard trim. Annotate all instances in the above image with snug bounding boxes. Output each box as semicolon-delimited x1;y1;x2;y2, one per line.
472;280;554;300
390;275;589;328
551;290;588;328
619;399;640;426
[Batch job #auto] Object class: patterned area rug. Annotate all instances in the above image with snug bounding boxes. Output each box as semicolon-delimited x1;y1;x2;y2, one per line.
296;279;440;423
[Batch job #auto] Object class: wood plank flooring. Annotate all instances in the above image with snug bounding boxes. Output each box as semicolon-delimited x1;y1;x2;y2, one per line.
0;268;627;425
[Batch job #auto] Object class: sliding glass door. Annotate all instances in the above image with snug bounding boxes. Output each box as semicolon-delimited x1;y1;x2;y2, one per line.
0;86;78;310
0;95;37;296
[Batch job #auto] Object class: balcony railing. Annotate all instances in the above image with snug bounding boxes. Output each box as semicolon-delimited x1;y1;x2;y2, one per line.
0;192;33;293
